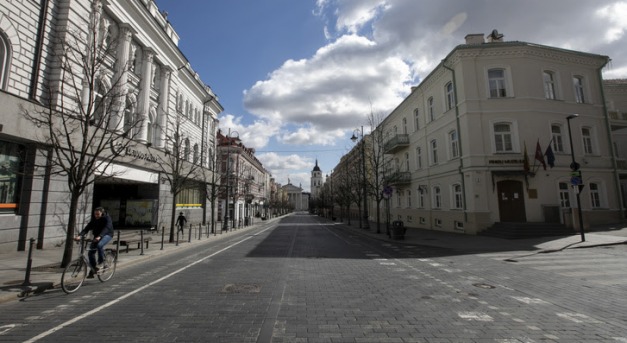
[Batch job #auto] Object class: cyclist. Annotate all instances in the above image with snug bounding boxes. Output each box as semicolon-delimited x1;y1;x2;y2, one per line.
75;207;114;278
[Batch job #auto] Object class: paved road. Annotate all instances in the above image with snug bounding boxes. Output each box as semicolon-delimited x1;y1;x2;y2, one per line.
0;213;626;342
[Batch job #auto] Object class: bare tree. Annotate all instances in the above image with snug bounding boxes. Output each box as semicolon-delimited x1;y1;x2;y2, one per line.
203;147;221;236
152;115;204;242
21;11;143;267
366;111;388;233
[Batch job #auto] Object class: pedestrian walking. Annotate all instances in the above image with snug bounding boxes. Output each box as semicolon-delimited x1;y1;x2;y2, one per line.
176;212;187;238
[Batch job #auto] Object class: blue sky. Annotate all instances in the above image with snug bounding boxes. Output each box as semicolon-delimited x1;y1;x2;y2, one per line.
155;0;627;191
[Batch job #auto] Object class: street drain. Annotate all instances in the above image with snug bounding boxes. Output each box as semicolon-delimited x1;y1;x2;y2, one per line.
472;283;496;289
221;283;261;294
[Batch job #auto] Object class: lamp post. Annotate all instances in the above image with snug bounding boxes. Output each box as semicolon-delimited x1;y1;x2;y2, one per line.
566;114;585;242
351;126;369;230
223;129;239;232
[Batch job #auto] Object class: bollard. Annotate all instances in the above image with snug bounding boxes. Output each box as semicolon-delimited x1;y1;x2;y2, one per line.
22;238;35;286
160;226;165;250
116;230;121;252
188;224;192;243
140;229;145;255
176;229;179;246
198;223;202;240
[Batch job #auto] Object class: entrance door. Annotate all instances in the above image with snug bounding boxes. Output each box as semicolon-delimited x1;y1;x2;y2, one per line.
497;180;526;222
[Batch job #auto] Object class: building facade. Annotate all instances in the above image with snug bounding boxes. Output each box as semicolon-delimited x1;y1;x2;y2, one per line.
216;130;270;229
367;32;623;235
0;0;222;252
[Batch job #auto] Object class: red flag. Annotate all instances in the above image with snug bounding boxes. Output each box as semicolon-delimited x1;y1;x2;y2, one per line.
535;140;546;170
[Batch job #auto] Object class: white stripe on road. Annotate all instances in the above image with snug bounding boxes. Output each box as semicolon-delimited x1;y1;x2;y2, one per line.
24;227;272;343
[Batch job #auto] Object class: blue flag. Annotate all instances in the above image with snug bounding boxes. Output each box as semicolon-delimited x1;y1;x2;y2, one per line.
545;144;555;168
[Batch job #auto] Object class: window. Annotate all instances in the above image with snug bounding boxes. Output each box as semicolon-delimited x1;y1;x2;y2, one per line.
414;109;420;131
551;124;565;152
415;146;422;169
193;144;199;164
407;190;412;207
417;187;425;208
402;118;407;134
430;139;438;164
543;71;556;99
452;184;463;209
589;182;601;208
184;138;190;161
494;123;513;152
449;130;459;159
445;82;455;110
582;127;594;154
558;182;570;207
178;186;202;206
433;186;441;209
573;76;585;103
0;141;23;212
488;68;506;98
428;97;435;122
405;152;410;171
0;31;11;90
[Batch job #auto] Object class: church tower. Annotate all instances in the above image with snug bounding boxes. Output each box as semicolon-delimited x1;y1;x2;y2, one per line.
311;159;323;199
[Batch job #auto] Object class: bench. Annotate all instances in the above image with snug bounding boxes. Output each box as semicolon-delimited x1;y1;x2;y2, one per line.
113;230;152;253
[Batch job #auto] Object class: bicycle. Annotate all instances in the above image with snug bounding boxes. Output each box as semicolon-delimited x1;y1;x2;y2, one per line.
61;235;117;294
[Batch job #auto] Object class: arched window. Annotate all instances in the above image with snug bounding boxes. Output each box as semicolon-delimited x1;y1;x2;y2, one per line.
0;31;11;90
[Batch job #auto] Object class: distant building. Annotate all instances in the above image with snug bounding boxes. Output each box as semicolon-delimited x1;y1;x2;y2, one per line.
310;159;324;200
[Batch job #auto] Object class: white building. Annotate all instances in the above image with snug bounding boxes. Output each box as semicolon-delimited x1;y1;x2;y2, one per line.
376;31;622;235
0;0;222;252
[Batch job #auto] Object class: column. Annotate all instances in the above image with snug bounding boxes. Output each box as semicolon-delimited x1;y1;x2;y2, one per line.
80;0;103;115
136;48;154;143
111;24;134;131
157;66;172;148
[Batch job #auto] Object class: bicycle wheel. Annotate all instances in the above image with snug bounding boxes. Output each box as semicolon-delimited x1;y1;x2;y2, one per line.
61;259;87;294
98;250;117;282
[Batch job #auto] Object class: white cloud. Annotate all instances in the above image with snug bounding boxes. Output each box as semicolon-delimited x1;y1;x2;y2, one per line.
596;2;627;43
226;0;627;188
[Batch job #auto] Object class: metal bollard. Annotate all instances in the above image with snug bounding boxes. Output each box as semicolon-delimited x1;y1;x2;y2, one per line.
188;224;192;243
22;238;35;286
160;226;165;250
198;223;202;240
140;229;145;255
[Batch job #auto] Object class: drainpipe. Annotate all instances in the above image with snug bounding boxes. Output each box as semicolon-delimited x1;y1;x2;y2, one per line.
442;61;468;224
29;0;50;101
598;59;625;222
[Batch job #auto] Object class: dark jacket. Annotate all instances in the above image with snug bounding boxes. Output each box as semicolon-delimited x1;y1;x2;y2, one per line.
80;213;114;238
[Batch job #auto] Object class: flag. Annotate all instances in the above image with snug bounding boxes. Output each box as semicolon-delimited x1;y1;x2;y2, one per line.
545;143;555;168
535;140;546;170
523;143;530;174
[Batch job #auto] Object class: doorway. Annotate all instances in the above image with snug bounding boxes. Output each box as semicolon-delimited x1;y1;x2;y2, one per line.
497;180;526;222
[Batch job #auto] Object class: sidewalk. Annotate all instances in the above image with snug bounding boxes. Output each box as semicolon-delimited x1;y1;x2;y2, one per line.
335;220;627;255
0;221;268;304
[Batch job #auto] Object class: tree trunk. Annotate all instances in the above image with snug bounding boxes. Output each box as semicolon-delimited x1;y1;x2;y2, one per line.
61;191;81;267
169;198;177;242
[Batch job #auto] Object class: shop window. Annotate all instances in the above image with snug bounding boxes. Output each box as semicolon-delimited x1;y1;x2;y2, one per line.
0;141;24;212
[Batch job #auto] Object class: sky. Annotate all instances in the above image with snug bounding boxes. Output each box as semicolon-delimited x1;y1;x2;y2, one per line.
154;0;627;192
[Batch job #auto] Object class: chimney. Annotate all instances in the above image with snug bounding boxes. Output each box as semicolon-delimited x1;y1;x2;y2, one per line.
465;34;485;45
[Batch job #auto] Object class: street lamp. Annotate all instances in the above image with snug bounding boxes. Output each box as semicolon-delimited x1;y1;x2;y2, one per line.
223;129;239;232
566;114;585;242
351;126;369;230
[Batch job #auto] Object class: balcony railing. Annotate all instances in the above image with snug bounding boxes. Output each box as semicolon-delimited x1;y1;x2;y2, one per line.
617;159;627;170
383;134;409;154
385;171;411;185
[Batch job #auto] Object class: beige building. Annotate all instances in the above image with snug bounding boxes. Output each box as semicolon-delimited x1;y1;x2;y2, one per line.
374;31;623;235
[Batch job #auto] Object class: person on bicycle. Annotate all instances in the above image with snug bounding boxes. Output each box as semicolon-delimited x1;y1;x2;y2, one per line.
75;207;114;278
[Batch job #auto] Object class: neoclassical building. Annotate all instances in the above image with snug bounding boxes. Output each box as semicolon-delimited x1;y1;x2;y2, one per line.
0;0;222;252
367;32;624;235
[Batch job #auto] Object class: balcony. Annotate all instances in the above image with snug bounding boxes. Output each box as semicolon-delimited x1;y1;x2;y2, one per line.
383;134;409;154
385;171;411;185
617;159;627;170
